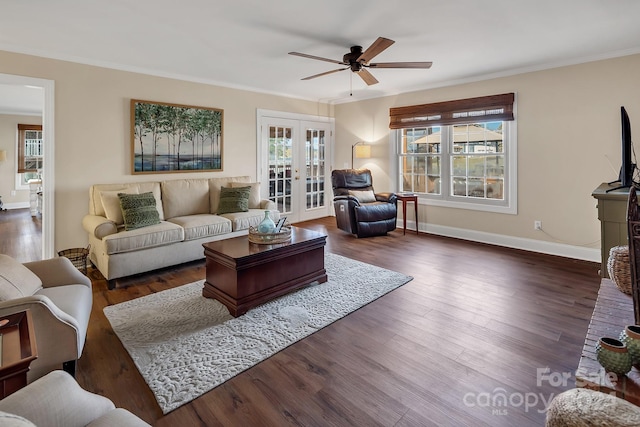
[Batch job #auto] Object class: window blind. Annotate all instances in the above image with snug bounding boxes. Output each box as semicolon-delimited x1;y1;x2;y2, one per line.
18;123;43;173
389;92;515;129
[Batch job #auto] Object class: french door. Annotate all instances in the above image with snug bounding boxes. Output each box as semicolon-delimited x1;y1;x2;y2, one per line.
258;111;334;223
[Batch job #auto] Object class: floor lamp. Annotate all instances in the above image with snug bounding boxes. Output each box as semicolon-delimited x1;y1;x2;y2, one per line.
351;142;371;169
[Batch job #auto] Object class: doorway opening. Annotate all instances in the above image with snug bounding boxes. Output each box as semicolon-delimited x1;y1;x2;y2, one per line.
0;73;55;260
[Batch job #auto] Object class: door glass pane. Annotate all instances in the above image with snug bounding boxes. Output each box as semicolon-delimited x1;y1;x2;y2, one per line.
306;128;326;210
267;126;292;213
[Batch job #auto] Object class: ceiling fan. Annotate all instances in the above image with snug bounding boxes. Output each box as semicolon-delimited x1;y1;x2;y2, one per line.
288;37;432;86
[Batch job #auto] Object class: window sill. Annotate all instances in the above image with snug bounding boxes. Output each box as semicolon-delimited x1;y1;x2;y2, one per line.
417;196;517;215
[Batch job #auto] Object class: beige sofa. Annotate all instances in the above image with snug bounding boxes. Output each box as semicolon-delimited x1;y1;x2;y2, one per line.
82;177;279;287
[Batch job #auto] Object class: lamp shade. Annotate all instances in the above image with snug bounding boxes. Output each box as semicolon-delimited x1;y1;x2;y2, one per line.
354;145;371;159
0;150;6;162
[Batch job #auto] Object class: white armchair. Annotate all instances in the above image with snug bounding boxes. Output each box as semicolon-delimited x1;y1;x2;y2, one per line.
0;370;150;426
0;254;92;381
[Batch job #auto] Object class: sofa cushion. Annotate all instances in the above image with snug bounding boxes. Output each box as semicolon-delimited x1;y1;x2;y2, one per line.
0;254;43;301
118;192;161;231
167;214;232;241
102;222;184;255
161;179;210;219
100;189;138;225
220;209;281;232
230;181;261;209
90;182;164;220
217;186;251;214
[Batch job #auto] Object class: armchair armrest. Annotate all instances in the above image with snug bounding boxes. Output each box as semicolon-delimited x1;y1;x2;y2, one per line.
82;214;117;239
260;199;277;210
23;257;91;289
0;370;115;427
0;296;83;371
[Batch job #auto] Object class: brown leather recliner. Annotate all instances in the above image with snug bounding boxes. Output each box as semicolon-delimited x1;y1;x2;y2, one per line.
331;169;397;238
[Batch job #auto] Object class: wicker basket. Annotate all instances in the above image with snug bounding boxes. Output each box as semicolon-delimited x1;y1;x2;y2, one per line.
58;245;90;275
607;245;632;295
248;226;291;245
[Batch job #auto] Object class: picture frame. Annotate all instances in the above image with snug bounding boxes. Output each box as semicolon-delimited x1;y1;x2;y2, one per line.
131;99;223;174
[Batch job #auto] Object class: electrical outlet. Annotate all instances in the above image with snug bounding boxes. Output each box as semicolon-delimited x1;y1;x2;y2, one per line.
534;220;542;230
10;190;16;196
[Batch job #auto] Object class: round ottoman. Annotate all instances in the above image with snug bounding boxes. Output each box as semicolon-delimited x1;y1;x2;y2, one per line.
546;388;640;426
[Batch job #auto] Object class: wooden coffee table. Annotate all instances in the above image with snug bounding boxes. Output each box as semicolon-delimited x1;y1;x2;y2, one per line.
202;226;327;317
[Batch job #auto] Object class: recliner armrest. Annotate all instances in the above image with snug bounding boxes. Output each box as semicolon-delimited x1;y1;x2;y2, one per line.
333;195;361;205
375;192;397;203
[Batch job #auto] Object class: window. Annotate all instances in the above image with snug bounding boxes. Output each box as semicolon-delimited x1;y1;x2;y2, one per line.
17;123;43;187
392;93;516;214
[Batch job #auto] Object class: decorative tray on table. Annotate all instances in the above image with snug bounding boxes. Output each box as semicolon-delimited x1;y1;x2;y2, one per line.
248;225;292;244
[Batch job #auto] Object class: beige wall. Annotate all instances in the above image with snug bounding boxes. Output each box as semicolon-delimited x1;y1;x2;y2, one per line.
0;114;41;206
0;50;332;252
335;54;640;256
1;48;638;259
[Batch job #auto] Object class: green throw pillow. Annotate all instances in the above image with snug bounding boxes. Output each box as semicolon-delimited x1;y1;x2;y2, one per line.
217;186;251;214
118;192;160;231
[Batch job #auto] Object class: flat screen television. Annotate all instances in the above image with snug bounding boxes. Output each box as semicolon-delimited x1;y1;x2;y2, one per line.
607;106;635;192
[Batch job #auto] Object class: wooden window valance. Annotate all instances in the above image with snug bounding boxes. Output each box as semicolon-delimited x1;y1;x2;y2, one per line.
389;93;515;129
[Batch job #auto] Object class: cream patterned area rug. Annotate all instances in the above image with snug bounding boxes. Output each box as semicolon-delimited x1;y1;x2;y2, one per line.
103;253;413;414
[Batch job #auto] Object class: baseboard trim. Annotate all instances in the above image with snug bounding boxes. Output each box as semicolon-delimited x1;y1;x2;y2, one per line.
2;202;29;210
400;220;600;263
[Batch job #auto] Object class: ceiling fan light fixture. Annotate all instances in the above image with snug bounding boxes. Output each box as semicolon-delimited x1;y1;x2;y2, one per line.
289;36;432;86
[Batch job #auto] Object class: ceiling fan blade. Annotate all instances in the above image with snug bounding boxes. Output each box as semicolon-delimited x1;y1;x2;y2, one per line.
357;68;379;86
368;61;433;69
357;37;395;64
289;52;346;65
301;68;348;81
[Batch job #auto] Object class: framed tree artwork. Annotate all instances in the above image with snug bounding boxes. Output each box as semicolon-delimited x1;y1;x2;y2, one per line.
131;99;223;174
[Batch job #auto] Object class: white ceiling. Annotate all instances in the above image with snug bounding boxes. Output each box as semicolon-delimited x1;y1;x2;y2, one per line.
2;0;640;113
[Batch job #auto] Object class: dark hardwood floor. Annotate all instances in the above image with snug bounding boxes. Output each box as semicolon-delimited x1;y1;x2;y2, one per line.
0;208;42;263
2;211;601;426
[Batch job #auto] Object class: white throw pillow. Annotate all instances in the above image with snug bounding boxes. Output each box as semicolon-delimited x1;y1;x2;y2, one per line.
100;189;139;225
0;255;43;301
348;189;376;203
230;182;261;209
